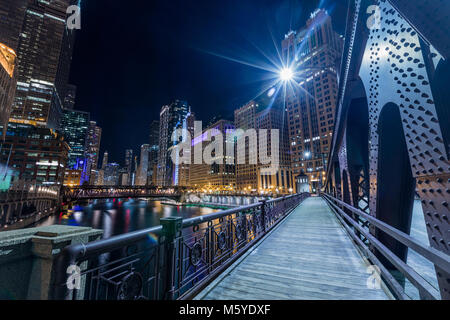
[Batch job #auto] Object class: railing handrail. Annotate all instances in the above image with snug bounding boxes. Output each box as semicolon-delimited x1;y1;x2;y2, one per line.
60;194;298;262
52;193;307;300
322;193;450;272
322;192;447;300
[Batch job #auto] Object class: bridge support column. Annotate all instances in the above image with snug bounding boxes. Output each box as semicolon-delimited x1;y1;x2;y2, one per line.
416;173;450;299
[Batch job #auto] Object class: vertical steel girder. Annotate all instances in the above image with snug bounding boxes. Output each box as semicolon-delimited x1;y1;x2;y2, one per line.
330;0;450;298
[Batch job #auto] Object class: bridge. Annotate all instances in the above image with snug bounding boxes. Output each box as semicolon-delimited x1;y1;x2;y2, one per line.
45;0;450;300
61;185;187;202
62;185;278;206
322;0;450;299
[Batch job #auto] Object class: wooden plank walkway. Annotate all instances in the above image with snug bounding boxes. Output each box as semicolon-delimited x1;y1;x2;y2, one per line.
194;196;392;300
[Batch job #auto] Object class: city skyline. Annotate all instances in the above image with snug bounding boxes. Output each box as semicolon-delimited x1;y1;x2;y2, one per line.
0;0;448;303
69;0;347;161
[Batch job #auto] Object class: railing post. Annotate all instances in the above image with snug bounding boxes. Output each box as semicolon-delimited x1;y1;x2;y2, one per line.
261;200;266;232
160;216;182;300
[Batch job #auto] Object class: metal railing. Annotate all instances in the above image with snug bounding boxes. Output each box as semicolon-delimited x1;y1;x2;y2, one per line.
322;193;450;300
52;193;309;300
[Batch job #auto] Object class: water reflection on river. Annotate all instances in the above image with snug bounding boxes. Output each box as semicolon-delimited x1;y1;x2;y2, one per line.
36;199;219;239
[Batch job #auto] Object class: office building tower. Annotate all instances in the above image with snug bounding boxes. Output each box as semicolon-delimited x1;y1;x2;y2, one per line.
148;120;159;185
0;122;69;186
282;9;343;191
157;100;190;186
0;1;28;138
255;96;293;194
9;0;73;130
0;0;28;53
131;155;138;186
234;90;293;194
63;84;76;110
64;157;89;187
136;144;149;186
234;101;258;192
124;149;133;185
104;163;120;186
85;121;102;170
175;111;195;187
101;150;108;170
55;23;76;111
0;43;17;139
60;109;89;168
118;167;129;186
189;119;236;191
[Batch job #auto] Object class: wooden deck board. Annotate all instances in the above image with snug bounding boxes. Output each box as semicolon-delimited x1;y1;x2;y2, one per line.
194;196;391;300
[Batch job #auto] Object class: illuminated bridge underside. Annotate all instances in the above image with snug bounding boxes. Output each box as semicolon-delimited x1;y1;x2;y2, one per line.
195;197;390;300
61;186;186;201
326;0;450;298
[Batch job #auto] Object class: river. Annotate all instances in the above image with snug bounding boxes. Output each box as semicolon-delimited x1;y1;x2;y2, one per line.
35;198;220;239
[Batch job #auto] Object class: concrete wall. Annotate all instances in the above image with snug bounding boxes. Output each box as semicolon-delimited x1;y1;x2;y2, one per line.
0;225;102;300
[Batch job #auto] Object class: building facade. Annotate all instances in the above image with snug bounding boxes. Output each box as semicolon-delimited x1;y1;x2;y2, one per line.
104;162;119;186
85;120;102;175
234;101;258;192
157;100;190;186
0;42;17;139
136;144;149;186
282;9;343;192
9;0;73;130
189;119;236;191
0;122;69;186
255;97;294;194
148;120;159;185
124;149;133;185
60;109;89;168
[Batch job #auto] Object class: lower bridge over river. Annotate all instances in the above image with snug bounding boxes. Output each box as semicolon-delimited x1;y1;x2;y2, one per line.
51;193;449;300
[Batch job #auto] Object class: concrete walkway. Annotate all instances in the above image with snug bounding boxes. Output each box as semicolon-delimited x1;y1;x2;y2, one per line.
194;197;391;300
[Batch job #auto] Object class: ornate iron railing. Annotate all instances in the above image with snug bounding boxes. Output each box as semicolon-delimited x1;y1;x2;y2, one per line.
322;193;450;300
52;193;308;300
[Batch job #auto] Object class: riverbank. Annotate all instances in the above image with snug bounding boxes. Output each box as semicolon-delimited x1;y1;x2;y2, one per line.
1;207;57;231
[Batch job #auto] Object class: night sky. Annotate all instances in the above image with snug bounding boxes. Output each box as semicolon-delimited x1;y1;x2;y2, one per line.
69;0;347;164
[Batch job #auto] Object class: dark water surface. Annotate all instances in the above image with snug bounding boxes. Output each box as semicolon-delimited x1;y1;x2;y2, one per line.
35;199;219;239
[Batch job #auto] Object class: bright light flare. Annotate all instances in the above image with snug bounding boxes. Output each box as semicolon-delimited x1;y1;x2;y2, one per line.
279;67;293;81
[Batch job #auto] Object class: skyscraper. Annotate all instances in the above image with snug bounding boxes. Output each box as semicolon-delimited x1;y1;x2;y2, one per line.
97;150;108;185
85;121;102;171
189;119;236;191
104;162;120;186
175;111;195;187
282;9;343;191
148;120;159;185
234;90;293;194
9;0;73;130
60;109;90;168
157;100;190;186
0;122;69;186
101;151;108;170
234;101;258;191
0;0;28;53
136;144;149;186
0;0;27;139
124;149;133;185
63;84;77;110
0;43;17;139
